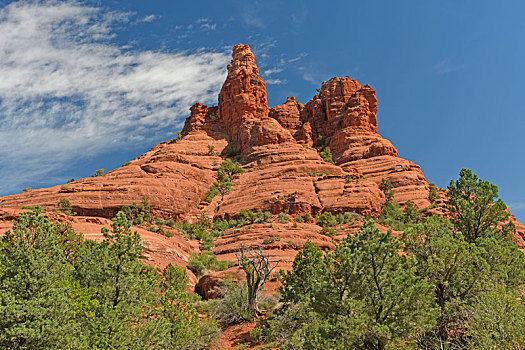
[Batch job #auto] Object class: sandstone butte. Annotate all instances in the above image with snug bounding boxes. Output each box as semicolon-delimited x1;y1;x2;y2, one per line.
1;44;524;295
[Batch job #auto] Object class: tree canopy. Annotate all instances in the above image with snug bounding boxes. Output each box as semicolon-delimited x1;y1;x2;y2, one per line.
0;209;220;349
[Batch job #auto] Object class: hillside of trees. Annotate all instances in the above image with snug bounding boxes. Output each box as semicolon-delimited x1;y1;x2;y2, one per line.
1;169;524;349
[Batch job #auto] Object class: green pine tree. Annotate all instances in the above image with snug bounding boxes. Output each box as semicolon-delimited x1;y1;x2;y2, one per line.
0;208;83;349
74;211;169;348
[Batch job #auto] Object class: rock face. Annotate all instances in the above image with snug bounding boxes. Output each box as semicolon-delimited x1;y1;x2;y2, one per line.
1;43;524;294
217;44;294;154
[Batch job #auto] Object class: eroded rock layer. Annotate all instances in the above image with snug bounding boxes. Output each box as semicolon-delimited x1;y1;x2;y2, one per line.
1;44;523;293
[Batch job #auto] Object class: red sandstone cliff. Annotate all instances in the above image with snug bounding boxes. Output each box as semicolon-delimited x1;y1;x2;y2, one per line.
1;44;523;290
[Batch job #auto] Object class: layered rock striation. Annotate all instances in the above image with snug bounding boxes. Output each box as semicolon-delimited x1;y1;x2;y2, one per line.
1;44;524;291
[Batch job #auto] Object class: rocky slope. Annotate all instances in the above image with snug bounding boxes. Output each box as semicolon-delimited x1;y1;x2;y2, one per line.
1;44;524;293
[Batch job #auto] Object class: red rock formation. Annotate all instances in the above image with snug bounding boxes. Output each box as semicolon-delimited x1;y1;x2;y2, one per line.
298;121;313;146
0;130;229;221
217;44;294;154
1;43;524;297
181;103;208;136
269;97;302;138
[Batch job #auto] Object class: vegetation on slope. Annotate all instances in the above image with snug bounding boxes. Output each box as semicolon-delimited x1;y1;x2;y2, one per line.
254;169;525;349
0;208;220;349
1;169;524;349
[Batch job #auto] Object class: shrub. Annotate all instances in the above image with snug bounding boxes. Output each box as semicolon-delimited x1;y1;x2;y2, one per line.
315;211;337;227
403;200;422;224
239;209;271;225
169;131;183;143
57;199;74;216
303;213;313;223
200;279;254;325
0;208;221;349
335;212;354;225
203;159;245;202
274;221;437;349
162;263;189;292
91;168;105;177
257;301;312;347
428;183;439;203
121;197;152;225
320;227;335;237
294;215;304;223
380;178;394;201
176;218;218;250
202;183;219;203
319;146;334;164
345;175;353;183
187;251;229;277
445;168;511;242
378;201;406;231
257;293;279;312
276;213;289;223
263;237;280;245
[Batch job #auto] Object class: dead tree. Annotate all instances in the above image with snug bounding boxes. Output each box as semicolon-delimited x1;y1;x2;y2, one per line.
236;245;276;314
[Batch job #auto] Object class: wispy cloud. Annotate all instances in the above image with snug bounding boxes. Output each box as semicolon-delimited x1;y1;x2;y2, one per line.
196;17;217;31
139;14;157;23
266;79;287;85
0;0;229;194
264;68;283;76
249;36;276;59
258;47;306;87
288;53;308;63
263;53;307;77
299;66;327;85
237;1;265;29
433;58;461;75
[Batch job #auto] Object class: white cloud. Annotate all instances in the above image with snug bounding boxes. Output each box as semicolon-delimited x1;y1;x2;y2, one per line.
264;67;283;76
0;0;229;194
140;14;157;22
196;17;216;30
262;53;306;79
299;66;326;85
287;52;308;63
266;79;287;85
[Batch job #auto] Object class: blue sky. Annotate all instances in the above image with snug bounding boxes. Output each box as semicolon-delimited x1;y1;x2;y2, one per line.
0;0;524;221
